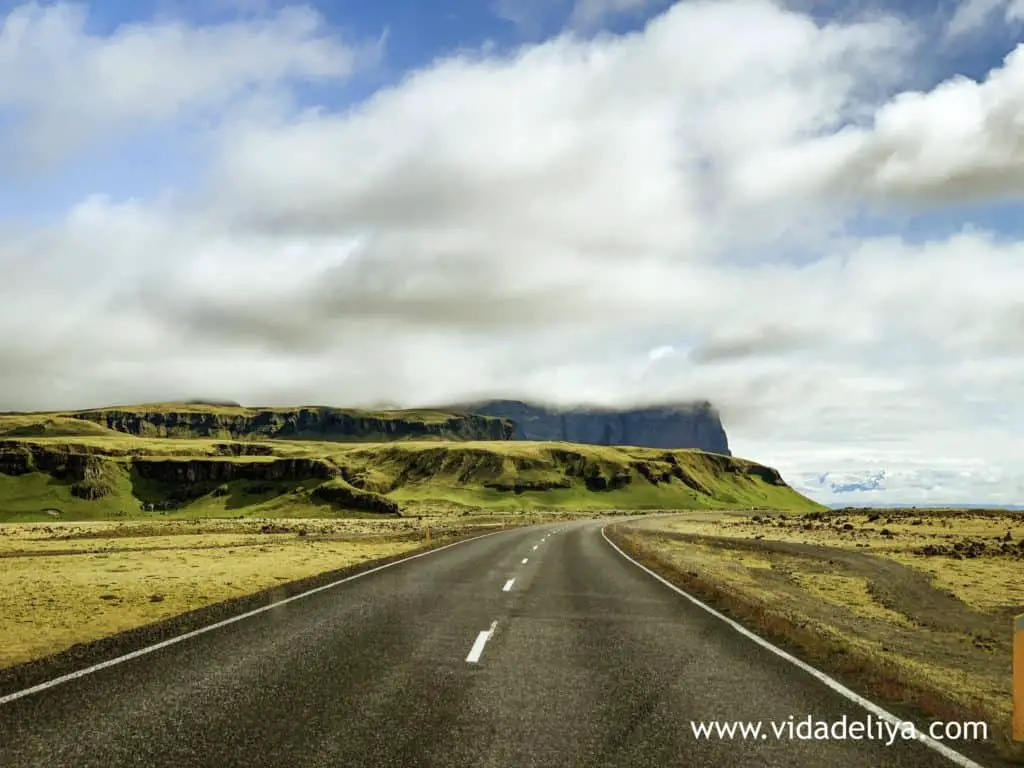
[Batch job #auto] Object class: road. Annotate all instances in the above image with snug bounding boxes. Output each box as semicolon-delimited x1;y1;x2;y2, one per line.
0;520;990;767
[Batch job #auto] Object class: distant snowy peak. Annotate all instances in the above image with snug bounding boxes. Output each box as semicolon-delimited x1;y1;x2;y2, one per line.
810;470;887;494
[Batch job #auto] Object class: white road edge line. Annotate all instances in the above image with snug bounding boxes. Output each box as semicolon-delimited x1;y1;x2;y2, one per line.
600;526;987;768
502;578;516;592
0;527;516;707
466;620;499;663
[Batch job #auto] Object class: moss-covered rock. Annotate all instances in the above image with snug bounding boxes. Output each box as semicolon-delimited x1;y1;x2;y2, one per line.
66;405;514;442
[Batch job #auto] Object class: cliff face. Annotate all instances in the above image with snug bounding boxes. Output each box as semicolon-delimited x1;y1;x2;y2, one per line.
0;437;822;520
67;406;514;442
455;400;731;455
0;442;399;515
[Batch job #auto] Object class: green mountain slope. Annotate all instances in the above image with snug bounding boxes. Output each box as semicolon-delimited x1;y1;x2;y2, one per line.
0;436;824;521
0;404;514;442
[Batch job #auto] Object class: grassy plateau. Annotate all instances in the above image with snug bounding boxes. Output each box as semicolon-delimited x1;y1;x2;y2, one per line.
0;406;821;523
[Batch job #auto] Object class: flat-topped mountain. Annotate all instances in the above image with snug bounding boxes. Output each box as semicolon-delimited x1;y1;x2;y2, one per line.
0;403;514;443
448;400;731;455
0;401;731;455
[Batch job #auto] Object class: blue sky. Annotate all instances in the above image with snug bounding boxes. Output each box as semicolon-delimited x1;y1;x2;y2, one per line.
6;0;1024;236
2;0;1024;505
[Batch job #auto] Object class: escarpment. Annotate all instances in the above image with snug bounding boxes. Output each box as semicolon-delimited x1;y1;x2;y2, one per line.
64;405;514;442
448;400;731;455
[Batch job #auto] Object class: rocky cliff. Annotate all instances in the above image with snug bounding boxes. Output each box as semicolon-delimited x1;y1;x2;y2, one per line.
452;400;731;455
64;405;514;443
0;437;822;520
0;441;400;515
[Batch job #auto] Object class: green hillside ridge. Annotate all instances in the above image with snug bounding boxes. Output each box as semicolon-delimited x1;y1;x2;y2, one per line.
0;403;514;442
0;434;824;521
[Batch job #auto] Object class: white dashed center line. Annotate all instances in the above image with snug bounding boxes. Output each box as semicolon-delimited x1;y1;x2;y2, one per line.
521;558;528;564
502;578;516;592
532;545;539;551
466;620;498;664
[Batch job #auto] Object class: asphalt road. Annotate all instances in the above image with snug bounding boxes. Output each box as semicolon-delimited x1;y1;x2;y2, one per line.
0;520;990;768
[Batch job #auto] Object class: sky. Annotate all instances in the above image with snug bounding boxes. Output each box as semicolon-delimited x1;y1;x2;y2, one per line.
2;0;1024;507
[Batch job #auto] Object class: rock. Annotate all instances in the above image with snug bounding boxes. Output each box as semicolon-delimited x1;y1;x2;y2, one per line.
259;523;290;534
311;480;400;515
450;399;731;454
67;406;514;443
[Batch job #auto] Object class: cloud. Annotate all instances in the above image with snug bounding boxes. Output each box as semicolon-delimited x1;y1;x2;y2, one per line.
0;2;364;170
945;0;1024;37
812;470;887;494
491;0;559;35
741;40;1024;206
493;0;664;35
3;0;1024;504
569;0;651;28
946;0;1005;37
213;0;909;252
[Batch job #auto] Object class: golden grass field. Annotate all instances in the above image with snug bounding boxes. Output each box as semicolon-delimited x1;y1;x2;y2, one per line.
611;508;1024;756
0;515;535;669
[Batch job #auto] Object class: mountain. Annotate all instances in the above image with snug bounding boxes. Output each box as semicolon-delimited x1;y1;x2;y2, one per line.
447;400;731;455
0;438;821;521
0;403;514;443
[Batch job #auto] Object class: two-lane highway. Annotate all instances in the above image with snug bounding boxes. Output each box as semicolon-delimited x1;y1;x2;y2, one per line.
0;520;990;767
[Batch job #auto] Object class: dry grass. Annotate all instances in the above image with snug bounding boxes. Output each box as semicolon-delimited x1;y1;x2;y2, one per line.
613;508;1024;761
633;508;1024;611
786;572;918;628
0;515;515;669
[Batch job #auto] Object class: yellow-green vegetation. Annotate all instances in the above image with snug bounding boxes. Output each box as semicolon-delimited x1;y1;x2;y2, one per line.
0;430;822;521
0;415;124;439
0;402;514;442
613;508;1024;755
0;516;513;668
331;441;822;511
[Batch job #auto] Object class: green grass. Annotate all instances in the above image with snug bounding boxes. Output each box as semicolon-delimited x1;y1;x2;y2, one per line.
3;402;467;422
339;441;821;512
0;468;141;521
0;435;824;521
0;416;124;439
0;404;511;444
66;402;470;423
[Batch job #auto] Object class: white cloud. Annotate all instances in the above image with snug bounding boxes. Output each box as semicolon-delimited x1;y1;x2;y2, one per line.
736;42;1024;206
3;0;1024;505
213;0;909;259
0;2;363;169
945;0;1024;37
569;0;651;28
946;0;1006;37
491;0;554;34
493;0;665;34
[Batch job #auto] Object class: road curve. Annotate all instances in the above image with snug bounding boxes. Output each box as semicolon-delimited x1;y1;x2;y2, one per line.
0;520;990;767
